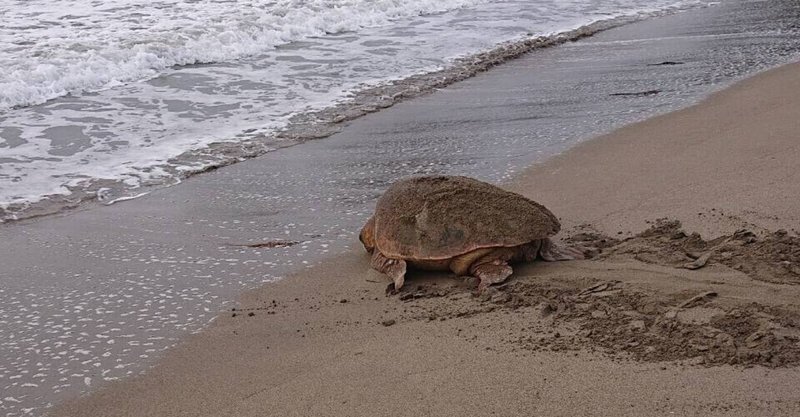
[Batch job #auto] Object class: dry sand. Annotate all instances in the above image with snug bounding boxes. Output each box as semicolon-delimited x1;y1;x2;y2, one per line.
54;63;800;416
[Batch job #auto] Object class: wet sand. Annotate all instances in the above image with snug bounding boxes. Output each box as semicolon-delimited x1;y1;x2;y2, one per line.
509;62;800;238
53;61;800;416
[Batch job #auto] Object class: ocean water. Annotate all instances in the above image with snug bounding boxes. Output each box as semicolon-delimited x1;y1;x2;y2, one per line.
0;0;712;222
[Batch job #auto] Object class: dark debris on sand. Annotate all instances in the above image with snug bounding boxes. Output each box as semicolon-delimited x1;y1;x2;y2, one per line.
393;279;800;368
540;282;800;368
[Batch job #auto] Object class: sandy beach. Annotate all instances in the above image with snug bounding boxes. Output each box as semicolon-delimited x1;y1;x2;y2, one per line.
50;59;800;416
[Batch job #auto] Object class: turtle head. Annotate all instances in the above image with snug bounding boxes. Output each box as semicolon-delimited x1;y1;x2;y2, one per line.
359;216;376;253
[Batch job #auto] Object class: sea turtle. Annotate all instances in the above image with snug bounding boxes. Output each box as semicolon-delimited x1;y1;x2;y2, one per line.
359;175;582;293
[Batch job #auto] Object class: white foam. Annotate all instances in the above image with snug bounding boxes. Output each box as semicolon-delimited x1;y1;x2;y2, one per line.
0;0;489;110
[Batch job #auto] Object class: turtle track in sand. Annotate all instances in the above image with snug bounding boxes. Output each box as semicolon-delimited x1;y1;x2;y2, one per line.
571;219;800;285
384;219;800;368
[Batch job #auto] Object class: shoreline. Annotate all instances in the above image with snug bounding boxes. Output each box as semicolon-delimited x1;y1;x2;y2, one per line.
53;61;800;417
0;11;662;225
0;0;785;225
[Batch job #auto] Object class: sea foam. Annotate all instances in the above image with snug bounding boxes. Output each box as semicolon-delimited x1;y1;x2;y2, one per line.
1;0;488;110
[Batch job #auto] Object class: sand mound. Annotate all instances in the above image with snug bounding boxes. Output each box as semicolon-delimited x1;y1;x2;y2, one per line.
572;219;800;285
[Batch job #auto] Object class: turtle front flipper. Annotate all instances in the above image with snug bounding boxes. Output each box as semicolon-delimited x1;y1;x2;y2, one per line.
370;251;407;292
471;263;513;293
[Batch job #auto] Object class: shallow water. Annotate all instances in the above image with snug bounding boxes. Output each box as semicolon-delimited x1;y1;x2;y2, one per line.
2;1;800;416
0;0;711;221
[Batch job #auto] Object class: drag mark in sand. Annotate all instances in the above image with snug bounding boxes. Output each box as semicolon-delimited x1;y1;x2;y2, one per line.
576;219;800;285
386;276;800;368
375;220;800;368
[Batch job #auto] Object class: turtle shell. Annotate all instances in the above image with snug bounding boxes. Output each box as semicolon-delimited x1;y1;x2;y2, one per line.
373;175;560;260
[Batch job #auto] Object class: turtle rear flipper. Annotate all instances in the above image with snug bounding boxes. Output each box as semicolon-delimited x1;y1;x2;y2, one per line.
472;263;513;293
